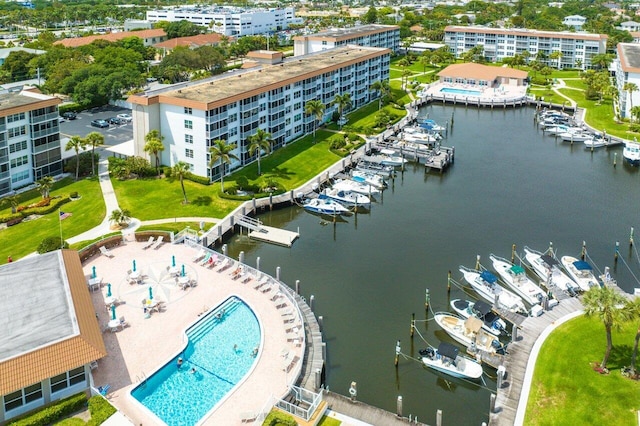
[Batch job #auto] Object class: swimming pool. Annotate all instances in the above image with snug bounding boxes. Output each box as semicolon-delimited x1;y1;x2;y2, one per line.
440;87;482;97
131;296;261;426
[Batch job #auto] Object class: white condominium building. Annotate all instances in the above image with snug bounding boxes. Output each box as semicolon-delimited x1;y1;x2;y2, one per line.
293;25;400;56
615;43;640;119
146;7;300;36
0;88;62;197
128;46;390;181
444;26;608;70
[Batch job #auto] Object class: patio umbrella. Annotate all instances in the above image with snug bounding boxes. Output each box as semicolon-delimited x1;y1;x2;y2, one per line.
172;255;176;267
106;283;112;297
92;266;96;279
111;304;116;320
149;286;153;300
181;264;185;277
133;260;137;272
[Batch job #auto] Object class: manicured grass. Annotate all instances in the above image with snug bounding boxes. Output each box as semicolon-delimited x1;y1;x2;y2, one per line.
389;80;412;105
0;177;104;262
318;415;342;425
525;315;640;425
561;78;587;91
336;101;406;133
69;232;121;251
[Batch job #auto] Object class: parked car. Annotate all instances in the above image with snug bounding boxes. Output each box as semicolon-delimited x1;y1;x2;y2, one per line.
62;112;77;120
107;117;123;125
116;113;132;122
90;119;109;128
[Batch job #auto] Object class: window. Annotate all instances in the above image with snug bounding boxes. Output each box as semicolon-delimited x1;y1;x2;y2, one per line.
9;140;27;153
184;107;193;115
185;148;194;158
185;134;193;144
11;170;29;183
50;367;86;394
7;112;25;123
8;126;26;138
184;120;193;129
10;155;28;168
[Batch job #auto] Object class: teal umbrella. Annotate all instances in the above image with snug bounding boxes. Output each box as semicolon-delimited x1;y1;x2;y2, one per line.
111;304;116;320
172;255;176;267
149;286;153;300
181;264;185;277
106;283;112;297
92;266;96;279
133;260;137;272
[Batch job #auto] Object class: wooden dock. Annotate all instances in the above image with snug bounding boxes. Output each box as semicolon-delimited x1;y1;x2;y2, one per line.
248;225;299;247
322;391;429;426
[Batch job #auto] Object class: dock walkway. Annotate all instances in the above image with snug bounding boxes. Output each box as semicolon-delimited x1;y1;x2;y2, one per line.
323;391;429;426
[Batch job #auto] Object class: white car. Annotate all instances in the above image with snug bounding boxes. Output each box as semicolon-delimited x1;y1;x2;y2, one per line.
116;113;132;122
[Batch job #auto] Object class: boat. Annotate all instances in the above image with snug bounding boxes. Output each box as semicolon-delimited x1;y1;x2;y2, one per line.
583;136;607;148
303;195;351;216
560;256;600;291
543;124;582;136
523;247;580;296
623;141;640;165
419;342;484;380
332;178;381;196
379;149;408;167
489;255;547;305
459;266;527;315
321;187;371;208
352;170;387;189
433;312;506;355
449;299;507;336
559;131;591;142
417;119;446;133
402;126;440;145
355;160;394;177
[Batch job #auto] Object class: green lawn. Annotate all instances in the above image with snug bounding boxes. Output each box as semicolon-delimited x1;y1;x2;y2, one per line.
525;315;640;425
0;177;104;262
561;78;587;91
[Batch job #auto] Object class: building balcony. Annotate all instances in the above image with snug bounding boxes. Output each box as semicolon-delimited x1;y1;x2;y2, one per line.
30;112;59;124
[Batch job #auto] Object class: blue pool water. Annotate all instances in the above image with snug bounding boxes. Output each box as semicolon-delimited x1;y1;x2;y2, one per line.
440;87;482;96
131;297;261;426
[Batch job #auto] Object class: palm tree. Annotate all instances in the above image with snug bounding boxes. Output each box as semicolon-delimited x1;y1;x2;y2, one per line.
332;93;352;128
583;285;629;369
624;82;639;118
144;130;165;176
247;129;273;176
625;297;640;374
304;99;325;141
370;80;390;110
173;161;191;204
549;51;563;70
1;194;19;213
35;176;54;199
109;208;131;227
84;132;103;176
208;139;238;193
65;136;86;180
631;105;640;122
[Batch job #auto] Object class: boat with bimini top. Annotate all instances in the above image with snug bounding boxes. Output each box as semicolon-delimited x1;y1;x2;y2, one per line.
419;342;484;380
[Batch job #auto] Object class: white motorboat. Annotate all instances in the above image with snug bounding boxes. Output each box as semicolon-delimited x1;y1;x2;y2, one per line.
303;195;351;216
544;125;581;136
523;247;580;295
355;160;394;177
583;137;607;148
321;187;371;208
559;131;591;142
402;127;440;145
623;141;640;166
379;149;408;167
560;256;600;291
419;342;484;380
449;299;507;336
459;266;527;314
332;178;381;196
418;118;446;133
352;170;387;189
433;312;505;355
490;254;547;305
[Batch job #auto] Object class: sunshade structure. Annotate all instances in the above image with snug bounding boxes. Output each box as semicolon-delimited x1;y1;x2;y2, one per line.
480;271;498;283
437;342;460;360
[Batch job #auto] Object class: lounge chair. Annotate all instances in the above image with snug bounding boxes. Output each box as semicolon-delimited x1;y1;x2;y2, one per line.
240;411;259;423
119;316;128;328
142;236;155;249
98;384;111;396
230;266;243;280
99;246;114;258
254;276;268;290
206;254;219;269
216;258;229;272
192;248;206;262
152;236;164;250
198;252;211;266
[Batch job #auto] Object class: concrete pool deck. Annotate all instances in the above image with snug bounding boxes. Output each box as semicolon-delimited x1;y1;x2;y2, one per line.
86;240;305;425
421;81;528;102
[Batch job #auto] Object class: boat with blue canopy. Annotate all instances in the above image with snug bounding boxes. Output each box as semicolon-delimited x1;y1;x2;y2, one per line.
490;254;547;305
458;266;527;314
560;255;600;291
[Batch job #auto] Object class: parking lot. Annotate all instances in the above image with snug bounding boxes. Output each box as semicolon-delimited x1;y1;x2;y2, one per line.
59;105;133;147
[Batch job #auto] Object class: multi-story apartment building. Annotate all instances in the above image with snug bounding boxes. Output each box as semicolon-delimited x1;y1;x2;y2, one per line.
146;7;301;36
615;43;640;119
444;26;608;70
128;46;390;181
0;88;62;197
293;25;400;56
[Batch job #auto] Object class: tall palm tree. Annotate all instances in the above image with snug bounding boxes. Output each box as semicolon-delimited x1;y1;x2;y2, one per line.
172;161;191;204
625;297;640;374
370;80;390;110
1;194;19;214
624;82;639;118
84;131;104;176
65;135;86;180
144;130;165;176
305;99;325;141
35;176;54;199
583;286;629;369
332;93;352;128
247;129;273;176
208;139;238;193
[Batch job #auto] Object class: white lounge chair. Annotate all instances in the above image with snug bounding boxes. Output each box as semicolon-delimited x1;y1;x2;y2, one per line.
198;252;211;266
254;276;269;290
152;236;164;250
99;246;114;258
216;258;229;272
142;236;155;249
192;248;206;262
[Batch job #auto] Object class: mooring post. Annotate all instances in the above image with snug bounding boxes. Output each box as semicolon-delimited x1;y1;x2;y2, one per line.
318;315;323;331
490;393;497;413
396;396;403;417
511;244;516;264
276;266;281;281
475;255;481;270
256;257;260;272
295;279;300;294
309;295;315;311
512;324;518;343
581;241;586;261
395;340;401;366
239;251;244;264
497;365;506;389
631;227;635;248
314;369;322;392
615;241;619;264
549;241;553;254
410;313;415;338
447;270;451;294
349;381;357;402
425;288;430;311
436;409;443;426
222;244;227;256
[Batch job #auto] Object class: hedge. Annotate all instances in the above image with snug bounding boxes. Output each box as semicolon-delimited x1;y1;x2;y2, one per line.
262;410;297;426
8;393;87;426
59;103;82;115
218;188;285;201
185;173;210;186
85;396;116;426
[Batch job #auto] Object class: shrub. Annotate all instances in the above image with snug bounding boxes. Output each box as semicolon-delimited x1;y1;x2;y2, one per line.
331;110;341;123
38;236;69;253
164;166;172;178
262;410;297;426
0;213;23;224
629;123;640;133
584;87;600;101
236;176;249;190
185;173;210;186
27;197;71;215
329;134;346;149
64;152;97;177
58;103;82;116
70;191;78;199
8;392;86;426
85;396;116;426
346;132;360;142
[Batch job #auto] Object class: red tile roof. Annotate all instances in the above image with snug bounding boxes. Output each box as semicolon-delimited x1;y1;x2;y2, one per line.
437;63;528;81
54;29;167;48
154;33;227;49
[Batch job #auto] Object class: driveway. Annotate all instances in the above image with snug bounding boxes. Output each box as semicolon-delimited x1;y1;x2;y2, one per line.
60;105;133;147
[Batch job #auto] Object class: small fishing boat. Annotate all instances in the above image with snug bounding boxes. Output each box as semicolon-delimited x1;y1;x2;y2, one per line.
623;141;640;166
321;187;371;208
419;342;484;380
449;299;507;337
352;170;387;189
523;247;580;296
559;131;591;142
543;124;581;136
433;312;506;355
459;266;527;314
355;160;394;178
332;178;381;196
560;256;600;291
379;149;408;167
303;195;351;216
583;137;607;149
490;254;547;305
417;118;446;133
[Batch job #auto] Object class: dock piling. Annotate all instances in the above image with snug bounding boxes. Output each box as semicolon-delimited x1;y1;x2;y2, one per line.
511;244;516;264
309;295;315;311
614;152;617;167
475;255;481;270
436;409;443;426
410;313;415;338
631;227;635;248
615;241;619;264
256;257;260;272
395;340;401;366
447;270;451;294
317;315;323;331
581;241;586;261
276;266;281;281
490;394;497;413
295;279;300;294
425;288;430;311
396;396;403;417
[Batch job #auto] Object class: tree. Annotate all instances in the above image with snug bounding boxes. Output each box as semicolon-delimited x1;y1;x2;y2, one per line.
332;93;352;128
1;194;19;214
631;106;640;123
362;7;378;24
247;129;273;176
108;208;131;227
583;286;628;369
65;136;86;180
549;51;563;70
625;297;640;375
591;53;614;71
624;82;639;115
173;161;191;204
370;80;391;110
84;132;103;176
208;139;238;193
35;176;54;199
305;99;325;141
144;130;165;175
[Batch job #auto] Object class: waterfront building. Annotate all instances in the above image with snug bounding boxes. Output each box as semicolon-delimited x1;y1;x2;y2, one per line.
615;43;640;119
443;26;608;70
146;7;301;36
437;63;528;87
0;250;107;422
127;45;390;181
293;25;400;56
0;88;62;197
562;15;587;30
54;29;167;48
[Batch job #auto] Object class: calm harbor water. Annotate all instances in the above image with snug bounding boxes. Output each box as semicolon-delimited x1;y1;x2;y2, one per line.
225;105;640;425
